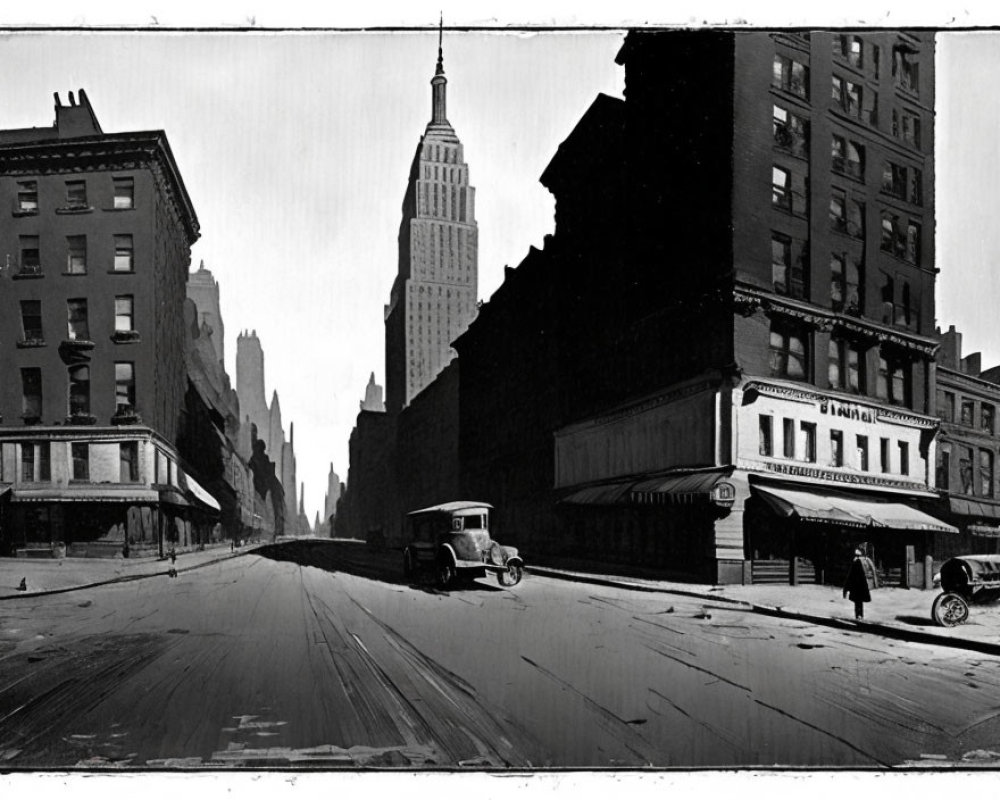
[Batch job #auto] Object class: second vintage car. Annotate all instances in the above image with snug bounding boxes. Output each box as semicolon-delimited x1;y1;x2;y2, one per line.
402;501;524;587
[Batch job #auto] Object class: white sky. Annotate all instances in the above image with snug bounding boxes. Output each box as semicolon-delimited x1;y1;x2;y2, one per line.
2;4;1000;523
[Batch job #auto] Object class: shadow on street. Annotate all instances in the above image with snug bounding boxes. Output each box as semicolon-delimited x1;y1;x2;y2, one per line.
253;539;502;594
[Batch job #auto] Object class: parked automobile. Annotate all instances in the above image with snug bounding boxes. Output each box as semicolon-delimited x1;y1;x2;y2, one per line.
931;554;1000;626
402;501;523;588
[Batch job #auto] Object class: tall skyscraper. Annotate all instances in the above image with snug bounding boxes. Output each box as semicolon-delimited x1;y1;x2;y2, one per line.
384;26;478;413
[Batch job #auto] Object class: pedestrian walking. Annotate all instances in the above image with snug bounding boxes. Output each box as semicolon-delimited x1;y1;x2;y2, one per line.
843;548;878;620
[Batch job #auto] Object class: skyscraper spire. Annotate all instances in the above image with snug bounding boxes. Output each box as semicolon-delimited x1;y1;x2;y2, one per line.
431;15;448;126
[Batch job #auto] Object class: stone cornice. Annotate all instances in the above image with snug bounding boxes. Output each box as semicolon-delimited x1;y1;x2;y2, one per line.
733;284;940;357
0;131;200;245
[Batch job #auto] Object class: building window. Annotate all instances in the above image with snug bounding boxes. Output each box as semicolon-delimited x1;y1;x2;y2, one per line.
114;235;134;272
769;321;808;380
830;430;844;467
115;295;135;332
120;442;139;483
21;368;42;421
857;435;870;471
772;105;809;157
115;362;136;410
773;54;809;99
772;166;791;211
880;437;890;473
893;44;919;93
942;391;956;422
17;181;38;212
960;447;975;494
938;443;951;490
771;233;805;298
906;221;921;263
898;441;910;476
759;415;773;457
877;352;909;406
830;190;861;236
829;337;864;393
981;450;995;499
782;418;795;459
19;235;40;275
67;235;87;274
961;399;975;427
69;365;90;416
67;299;90;341
71;442;90;481
881;213;919;263
830;252;862;314
113;177;134;209
832;75;863;119
832;135;864;181
20;300;43;342
65;180;87;208
983;404;996;435
801;422;817;462
20;443;50;483
892;108;922;149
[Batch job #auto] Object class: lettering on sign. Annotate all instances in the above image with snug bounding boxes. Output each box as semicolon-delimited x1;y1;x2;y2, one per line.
819;399;875;424
762;461;927;491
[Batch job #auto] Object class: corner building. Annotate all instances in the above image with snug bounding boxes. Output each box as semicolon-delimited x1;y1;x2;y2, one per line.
384;39;478;413
458;30;955;586
0;91;216;558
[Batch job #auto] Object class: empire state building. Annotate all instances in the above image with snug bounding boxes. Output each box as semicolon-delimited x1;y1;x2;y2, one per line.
384;29;478;413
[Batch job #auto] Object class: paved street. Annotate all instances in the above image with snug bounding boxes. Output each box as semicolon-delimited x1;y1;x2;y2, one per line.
3;540;1000;768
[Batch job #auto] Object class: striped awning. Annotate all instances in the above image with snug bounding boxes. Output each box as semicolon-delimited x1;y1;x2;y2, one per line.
755;485;958;533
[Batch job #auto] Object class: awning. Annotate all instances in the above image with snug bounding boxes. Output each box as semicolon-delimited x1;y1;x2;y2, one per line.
949;497;1000;520
560;482;635;506
159;489;192;508
179;471;221;512
755;485;958;533
631;471;733;505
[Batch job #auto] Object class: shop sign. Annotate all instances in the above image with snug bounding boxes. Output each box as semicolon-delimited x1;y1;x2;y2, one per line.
819;399;875;424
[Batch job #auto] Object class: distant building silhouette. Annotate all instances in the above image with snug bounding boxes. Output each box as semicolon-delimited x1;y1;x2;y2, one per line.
360;372;386;412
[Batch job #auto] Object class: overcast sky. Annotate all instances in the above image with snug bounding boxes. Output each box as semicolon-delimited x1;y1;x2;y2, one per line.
2;9;999;523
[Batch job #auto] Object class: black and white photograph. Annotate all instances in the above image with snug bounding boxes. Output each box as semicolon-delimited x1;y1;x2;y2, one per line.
2;2;1000;793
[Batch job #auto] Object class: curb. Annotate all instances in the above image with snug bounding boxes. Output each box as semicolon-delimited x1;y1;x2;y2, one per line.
526;565;1000;658
0;550;249;601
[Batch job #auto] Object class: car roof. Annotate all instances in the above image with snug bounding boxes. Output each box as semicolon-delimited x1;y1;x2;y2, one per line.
407;501;494;516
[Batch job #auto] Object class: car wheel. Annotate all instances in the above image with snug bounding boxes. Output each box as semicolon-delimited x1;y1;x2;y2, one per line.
437;560;456;588
497;563;523;587
931;592;969;627
403;548;415;578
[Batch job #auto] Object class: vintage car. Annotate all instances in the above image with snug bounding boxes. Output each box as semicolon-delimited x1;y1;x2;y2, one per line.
931;554;1000;627
402;501;523;588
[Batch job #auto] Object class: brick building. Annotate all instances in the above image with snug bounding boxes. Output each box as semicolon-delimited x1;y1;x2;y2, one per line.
932;325;1000;552
457;30;955;585
0;90;219;557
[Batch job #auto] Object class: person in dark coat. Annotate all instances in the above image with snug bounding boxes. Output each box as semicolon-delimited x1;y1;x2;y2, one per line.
843;548;878;620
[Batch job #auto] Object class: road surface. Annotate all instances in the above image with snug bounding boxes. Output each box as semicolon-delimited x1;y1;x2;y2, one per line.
2;540;999;768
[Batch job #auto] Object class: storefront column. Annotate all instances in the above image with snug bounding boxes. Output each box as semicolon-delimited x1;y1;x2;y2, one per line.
711;471;752;585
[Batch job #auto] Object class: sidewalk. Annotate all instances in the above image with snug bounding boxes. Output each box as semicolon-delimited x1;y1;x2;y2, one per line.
527;563;1000;657
0;542;249;599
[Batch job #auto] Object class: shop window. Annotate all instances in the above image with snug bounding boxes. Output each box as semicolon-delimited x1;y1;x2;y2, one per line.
113;177;134;209
830;430;844;467
773;54;809;99
782;418;795;458
961;399;975;427
71;442;90;481
880;438;890;473
120;442;139;483
857;435;869;471
21;444;34;483
801;422;817;462
983;403;996;435
21;368;42;421
898;441;910;476
769;321;808;380
759;415;773;457
937;443;951;490
20;300;43;342
21;442;50;482
981;450;995;499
